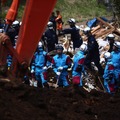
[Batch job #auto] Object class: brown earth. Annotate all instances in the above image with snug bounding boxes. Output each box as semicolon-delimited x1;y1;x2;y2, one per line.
0;80;120;120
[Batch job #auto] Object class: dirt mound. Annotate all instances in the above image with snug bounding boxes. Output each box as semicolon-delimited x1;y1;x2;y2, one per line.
0;80;120;120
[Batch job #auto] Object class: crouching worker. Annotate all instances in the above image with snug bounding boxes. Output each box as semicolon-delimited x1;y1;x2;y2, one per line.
31;42;52;88
103;52;116;94
52;44;71;87
72;44;88;87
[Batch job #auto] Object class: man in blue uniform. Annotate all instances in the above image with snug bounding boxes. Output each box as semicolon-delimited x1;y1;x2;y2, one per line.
52;44;71;87
111;41;120;89
31;42;52;88
103;52;116;93
72;43;87;86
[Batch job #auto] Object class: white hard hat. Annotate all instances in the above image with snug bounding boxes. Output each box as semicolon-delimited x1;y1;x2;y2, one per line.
47;21;53;29
20;22;22;25
68;18;76;24
107;34;115;39
79;43;87;52
84;27;91;32
47;21;53;27
38;41;43;48
104;52;112;59
12;20;19;25
114;41;120;49
0;29;3;33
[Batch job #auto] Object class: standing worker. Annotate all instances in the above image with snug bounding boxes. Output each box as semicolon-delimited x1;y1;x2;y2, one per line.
31;42;52;88
62;18;83;50
49;12;57;32
111;41;120;89
103;52;116;93
43;21;58;52
72;44;88;87
84;27;104;76
52;44;71;87
55;10;63;35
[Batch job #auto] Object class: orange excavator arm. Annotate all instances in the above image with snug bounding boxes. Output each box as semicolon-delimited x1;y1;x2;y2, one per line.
0;0;57;77
16;0;57;65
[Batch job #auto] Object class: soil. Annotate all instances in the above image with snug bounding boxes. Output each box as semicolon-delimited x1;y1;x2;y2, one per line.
0;79;120;120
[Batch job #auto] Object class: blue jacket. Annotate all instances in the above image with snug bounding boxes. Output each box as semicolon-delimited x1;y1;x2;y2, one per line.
111;51;120;80
103;58;115;93
72;51;85;76
52;54;71;75
103;58;114;80
31;48;51;72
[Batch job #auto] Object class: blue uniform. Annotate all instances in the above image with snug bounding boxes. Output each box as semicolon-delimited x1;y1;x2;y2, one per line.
111;51;120;85
31;48;51;87
103;58;116;93
72;51;85;86
52;54;71;87
63;26;82;50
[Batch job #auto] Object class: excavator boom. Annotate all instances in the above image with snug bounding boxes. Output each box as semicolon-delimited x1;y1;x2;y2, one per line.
0;0;57;77
16;0;57;65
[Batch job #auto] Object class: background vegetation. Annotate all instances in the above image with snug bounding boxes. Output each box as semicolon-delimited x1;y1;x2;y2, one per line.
0;0;112;23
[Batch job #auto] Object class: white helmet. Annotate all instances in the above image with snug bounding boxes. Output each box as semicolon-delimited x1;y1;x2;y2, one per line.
113;41;120;49
38;41;43;48
68;18;76;24
104;52;112;59
79;43;87;52
12;20;19;25
107;34;115;39
0;29;3;33
47;21;53;29
84;27;91;32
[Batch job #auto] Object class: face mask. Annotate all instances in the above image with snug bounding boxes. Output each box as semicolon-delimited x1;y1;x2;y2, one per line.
38;47;43;52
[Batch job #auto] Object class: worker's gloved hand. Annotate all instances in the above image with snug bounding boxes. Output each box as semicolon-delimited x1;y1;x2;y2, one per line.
31;69;34;73
58;67;63;71
56;72;61;76
83;71;87;77
43;66;47;70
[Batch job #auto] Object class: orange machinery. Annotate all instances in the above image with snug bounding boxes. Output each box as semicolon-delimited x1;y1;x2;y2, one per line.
0;0;57;77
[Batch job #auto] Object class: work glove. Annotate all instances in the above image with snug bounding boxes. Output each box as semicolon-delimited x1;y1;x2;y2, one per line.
43;66;47;70
83;71;88;77
31;69;34;73
56;72;61;76
58;67;63;71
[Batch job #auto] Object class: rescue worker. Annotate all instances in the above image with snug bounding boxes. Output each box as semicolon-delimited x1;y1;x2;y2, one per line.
111;41;120;89
62;18;83;50
7;20;20;46
31;42;52;88
103;52;116;93
106;34;115;52
84;27;104;76
72;43;88;87
55;10;63;35
49;12;57;32
52;44;71;87
43;21;58;52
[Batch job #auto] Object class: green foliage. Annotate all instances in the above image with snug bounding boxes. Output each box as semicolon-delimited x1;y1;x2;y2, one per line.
1;0;111;22
54;0;111;23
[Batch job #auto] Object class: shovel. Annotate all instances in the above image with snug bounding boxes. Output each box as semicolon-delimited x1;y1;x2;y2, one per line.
54;72;61;88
